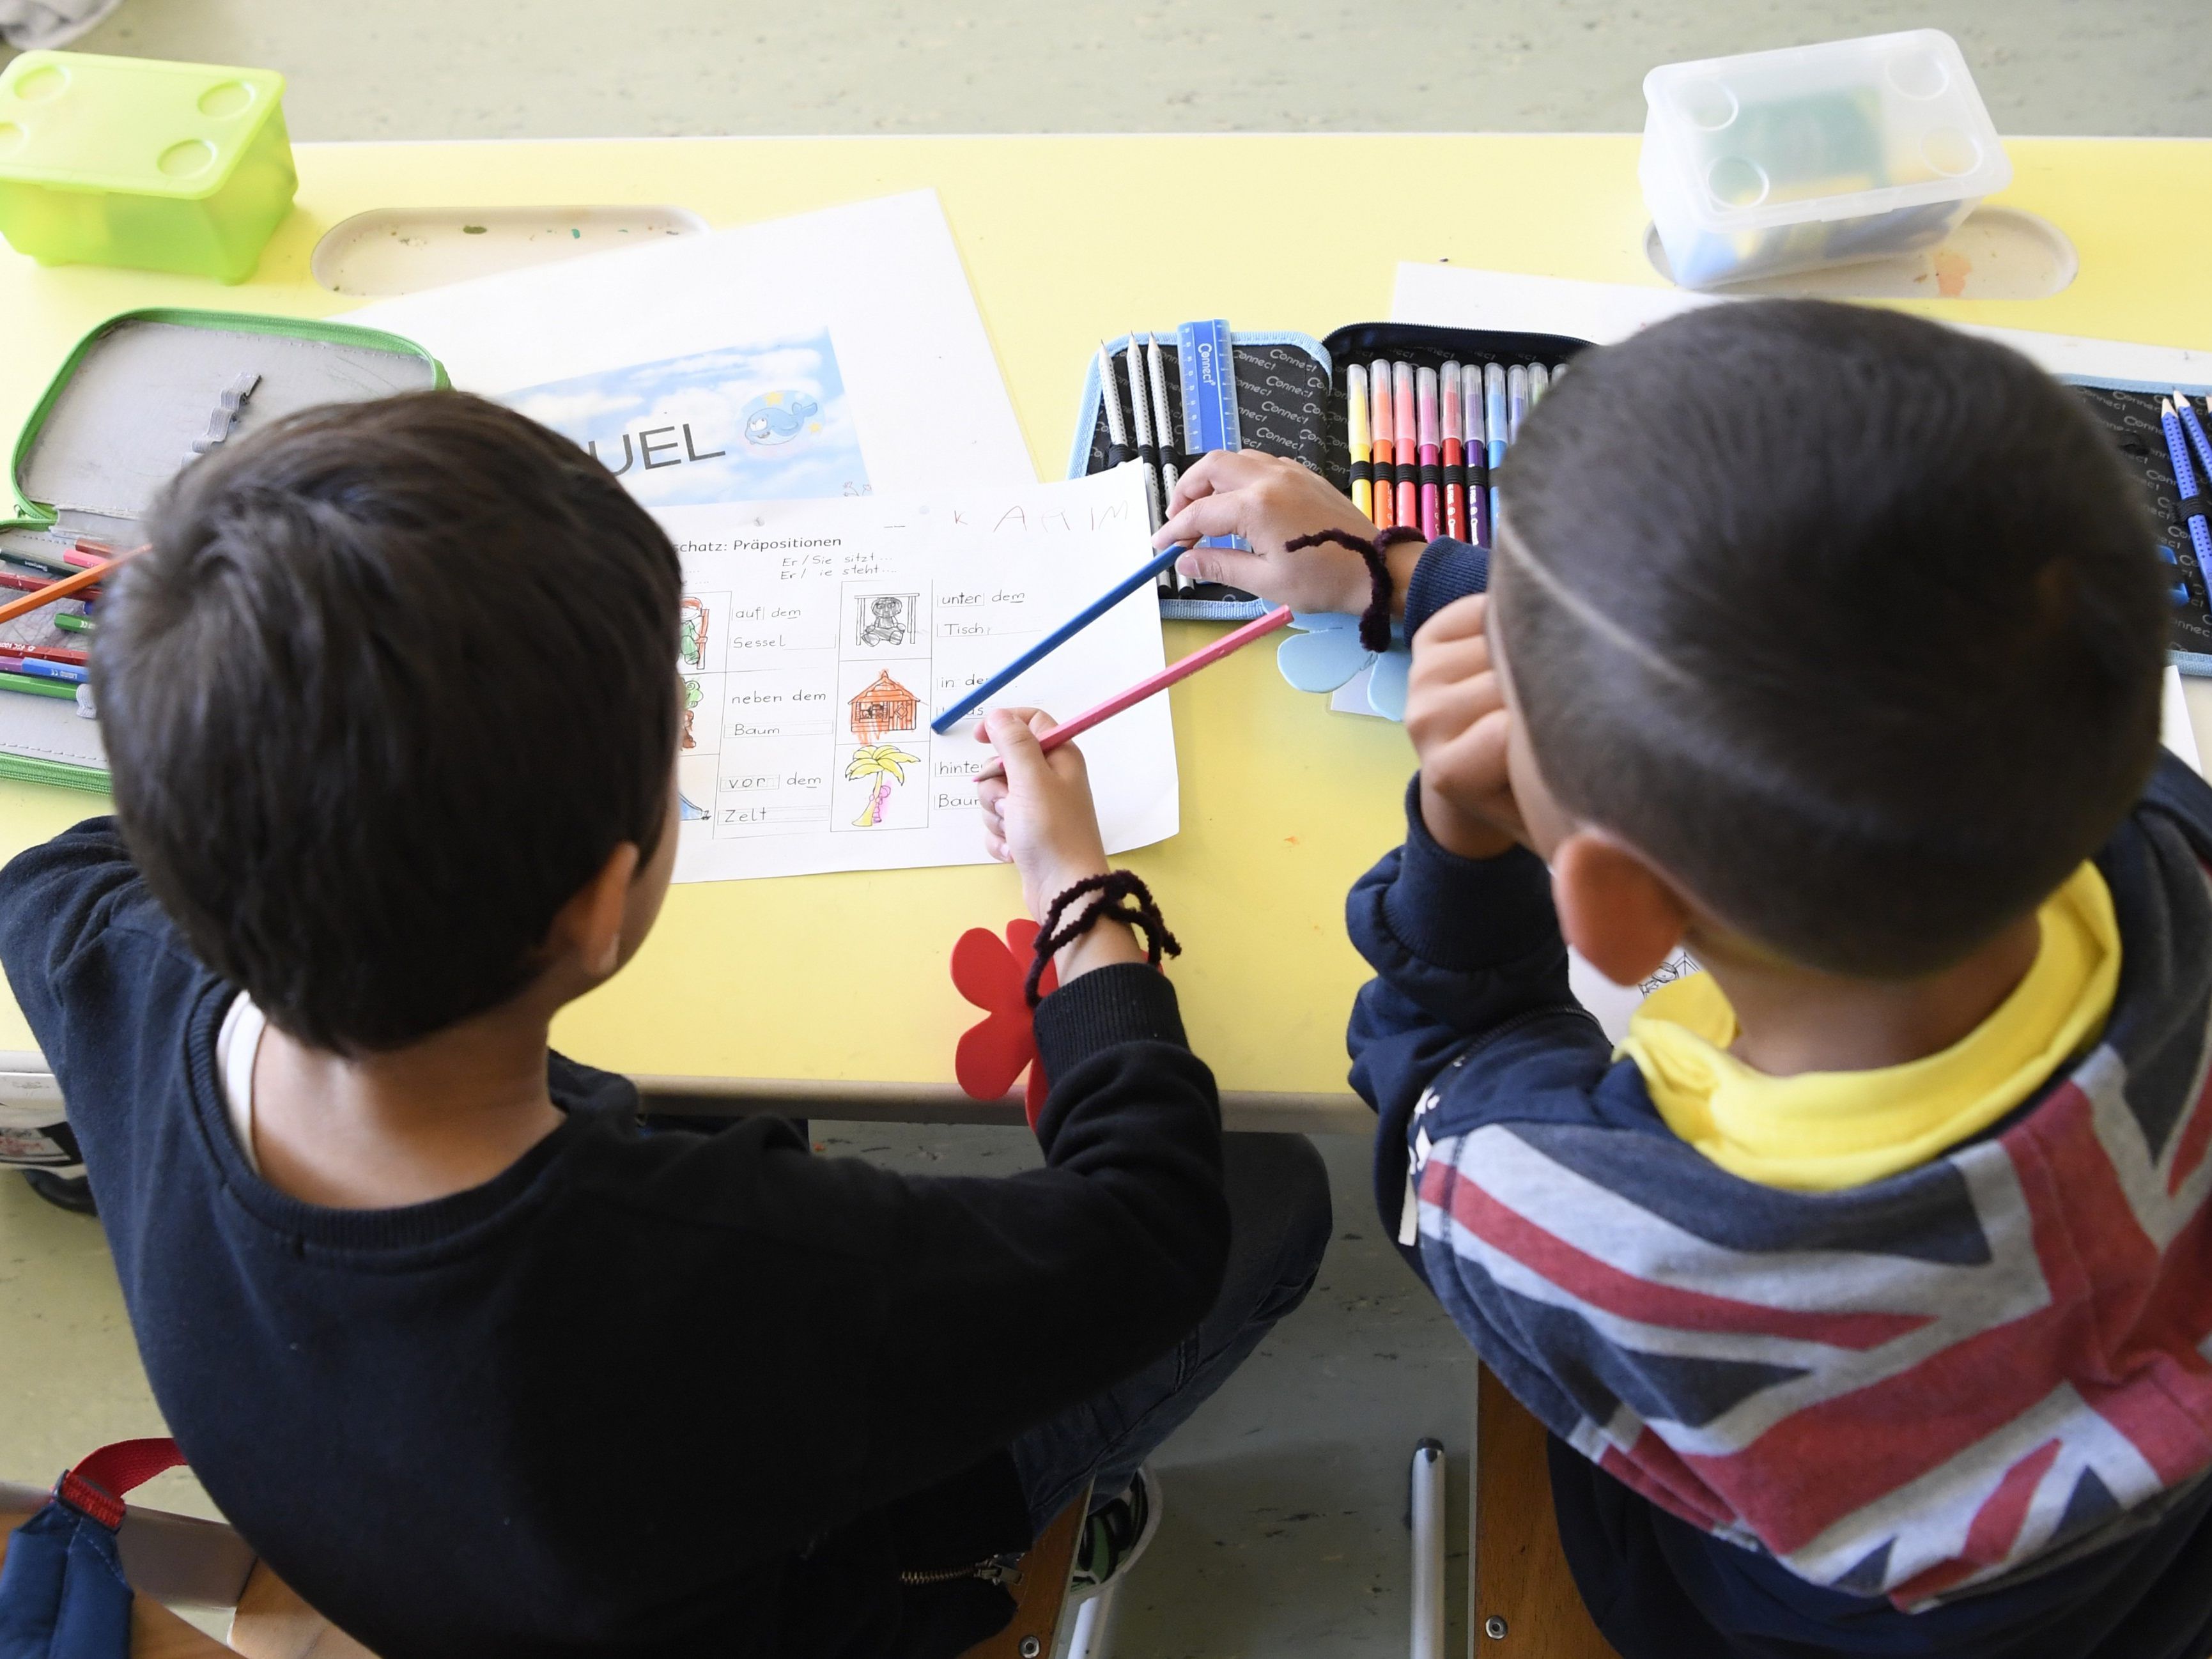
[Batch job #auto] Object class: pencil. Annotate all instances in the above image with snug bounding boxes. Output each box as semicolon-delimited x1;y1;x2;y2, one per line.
2174;390;2212;481
929;543;1186;734
1368;359;1396;530
1124;335;1163;534
10;643;87;665
1144;334;1185;595
1096;341;1131;468
1393;363;1418;530
53;613;94;635
2162;398;2212;576
1346;363;1373;522
1441;364;1466;544
0;548;136;629
1416;366;1442;541
0;670;77;702
1039;606;1294;755
0;655;88;684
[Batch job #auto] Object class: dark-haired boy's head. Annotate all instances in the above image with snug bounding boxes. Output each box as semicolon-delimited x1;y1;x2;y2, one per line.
1494;300;2165;978
100;390;683;1053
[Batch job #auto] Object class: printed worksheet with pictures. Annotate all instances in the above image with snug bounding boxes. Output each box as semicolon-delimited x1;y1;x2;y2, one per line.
665;465;1178;883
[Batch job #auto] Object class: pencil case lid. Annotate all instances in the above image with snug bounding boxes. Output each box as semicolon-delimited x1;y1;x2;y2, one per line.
6;308;447;539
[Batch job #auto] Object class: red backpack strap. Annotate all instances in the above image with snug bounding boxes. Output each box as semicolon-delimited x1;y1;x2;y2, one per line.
56;1437;186;1530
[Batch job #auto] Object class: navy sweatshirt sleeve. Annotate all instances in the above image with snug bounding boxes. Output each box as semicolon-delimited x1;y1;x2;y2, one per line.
1345;782;1606;1274
0;819;1231;1659
1402;537;1490;638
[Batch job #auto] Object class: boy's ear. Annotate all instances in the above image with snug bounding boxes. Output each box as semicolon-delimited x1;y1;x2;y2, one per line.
548;841;642;981
1551;830;1691;987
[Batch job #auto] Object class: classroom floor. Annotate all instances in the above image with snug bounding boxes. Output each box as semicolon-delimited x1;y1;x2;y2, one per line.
3;4;2209;1656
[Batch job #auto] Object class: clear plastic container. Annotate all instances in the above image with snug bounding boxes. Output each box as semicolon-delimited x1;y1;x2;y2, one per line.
1640;31;2010;290
0;52;295;284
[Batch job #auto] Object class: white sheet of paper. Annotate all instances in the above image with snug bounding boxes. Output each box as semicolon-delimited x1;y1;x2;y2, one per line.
665;465;1177;883
2165;665;2205;776
1390;264;2212;387
343;190;1034;495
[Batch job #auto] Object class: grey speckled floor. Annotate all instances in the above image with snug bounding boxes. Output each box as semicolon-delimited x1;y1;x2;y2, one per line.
3;1;2208;138
0;4;2203;1653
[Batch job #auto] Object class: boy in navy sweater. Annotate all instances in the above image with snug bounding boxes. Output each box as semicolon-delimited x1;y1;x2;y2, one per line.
1157;301;2212;1658
0;392;1329;1658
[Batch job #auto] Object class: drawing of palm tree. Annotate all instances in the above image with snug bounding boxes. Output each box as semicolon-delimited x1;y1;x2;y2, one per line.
846;744;920;826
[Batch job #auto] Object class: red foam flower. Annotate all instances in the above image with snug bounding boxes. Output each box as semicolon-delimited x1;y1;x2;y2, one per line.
951;918;1057;1128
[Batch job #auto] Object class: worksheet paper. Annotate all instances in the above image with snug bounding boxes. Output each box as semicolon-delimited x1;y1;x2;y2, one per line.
343;190;1033;494
665;465;1177;883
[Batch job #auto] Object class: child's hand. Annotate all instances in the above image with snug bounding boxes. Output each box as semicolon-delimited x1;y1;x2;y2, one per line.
1156;452;1419;612
977;709;1146;984
976;707;1112;918
1404;596;1525;860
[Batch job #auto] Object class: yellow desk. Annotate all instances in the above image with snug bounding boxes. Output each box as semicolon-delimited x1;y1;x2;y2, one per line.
3;135;2209;1131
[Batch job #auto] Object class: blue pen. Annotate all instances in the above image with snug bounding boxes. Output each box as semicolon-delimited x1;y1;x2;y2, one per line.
930;543;1186;734
0;654;88;684
2161;398;2212;577
1484;364;1508;530
2175;390;2212;481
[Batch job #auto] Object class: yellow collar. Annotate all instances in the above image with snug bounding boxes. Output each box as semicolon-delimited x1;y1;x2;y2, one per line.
1618;863;2120;1191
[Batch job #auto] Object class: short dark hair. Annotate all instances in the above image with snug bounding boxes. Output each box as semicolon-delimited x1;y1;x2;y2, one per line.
1496;300;2166;978
101;391;683;1052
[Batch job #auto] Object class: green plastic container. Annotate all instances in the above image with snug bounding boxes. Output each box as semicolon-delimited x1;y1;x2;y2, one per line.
0;52;297;284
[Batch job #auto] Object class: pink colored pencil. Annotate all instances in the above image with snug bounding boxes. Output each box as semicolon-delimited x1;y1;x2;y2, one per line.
1039;606;1295;755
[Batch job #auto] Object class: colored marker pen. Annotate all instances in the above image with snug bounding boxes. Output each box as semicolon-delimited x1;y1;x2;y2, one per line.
1528;363;1550;410
1441;363;1466;544
1484;364;1508;532
1346;363;1373;522
1464;367;1490;549
1393;362;1418;531
1368;359;1396;531
1415;366;1442;541
1507;364;1530;444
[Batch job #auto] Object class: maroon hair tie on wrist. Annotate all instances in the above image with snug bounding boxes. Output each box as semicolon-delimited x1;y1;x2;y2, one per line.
1026;871;1182;1008
1285;525;1425;652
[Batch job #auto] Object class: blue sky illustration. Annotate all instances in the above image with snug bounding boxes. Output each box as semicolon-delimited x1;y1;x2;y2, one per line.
504;332;870;507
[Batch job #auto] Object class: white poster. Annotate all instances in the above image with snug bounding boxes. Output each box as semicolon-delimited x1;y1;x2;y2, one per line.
346;190;1035;495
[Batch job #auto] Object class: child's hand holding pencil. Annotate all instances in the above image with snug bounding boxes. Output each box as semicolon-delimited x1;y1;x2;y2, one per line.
1156;452;1423;614
977;708;1148;986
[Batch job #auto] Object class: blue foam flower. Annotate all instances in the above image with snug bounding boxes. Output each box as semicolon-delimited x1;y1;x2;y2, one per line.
1276;612;1409;721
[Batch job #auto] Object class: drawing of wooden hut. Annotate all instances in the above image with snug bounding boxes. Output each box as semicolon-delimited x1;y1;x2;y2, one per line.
849;670;919;742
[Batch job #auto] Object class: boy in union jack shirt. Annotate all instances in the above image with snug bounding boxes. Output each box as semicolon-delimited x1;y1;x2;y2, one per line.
1156;300;2212;1658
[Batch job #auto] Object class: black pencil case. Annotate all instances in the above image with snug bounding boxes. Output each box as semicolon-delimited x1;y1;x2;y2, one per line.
1069;323;1594;620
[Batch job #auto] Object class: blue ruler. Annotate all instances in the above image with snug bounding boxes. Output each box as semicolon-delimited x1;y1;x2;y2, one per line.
1175;318;1244;548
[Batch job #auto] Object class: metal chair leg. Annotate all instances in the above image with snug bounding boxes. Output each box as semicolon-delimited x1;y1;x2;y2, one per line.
1064;1580;1119;1659
1411;1437;1447;1659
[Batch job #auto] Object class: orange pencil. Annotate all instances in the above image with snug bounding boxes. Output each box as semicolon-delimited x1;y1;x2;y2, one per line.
0;546;141;628
1368;358;1395;530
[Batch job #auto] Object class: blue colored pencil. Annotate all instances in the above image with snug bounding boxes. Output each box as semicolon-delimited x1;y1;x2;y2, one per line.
2161;398;2212;575
0;654;87;684
929;542;1186;734
2175;391;2212;481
